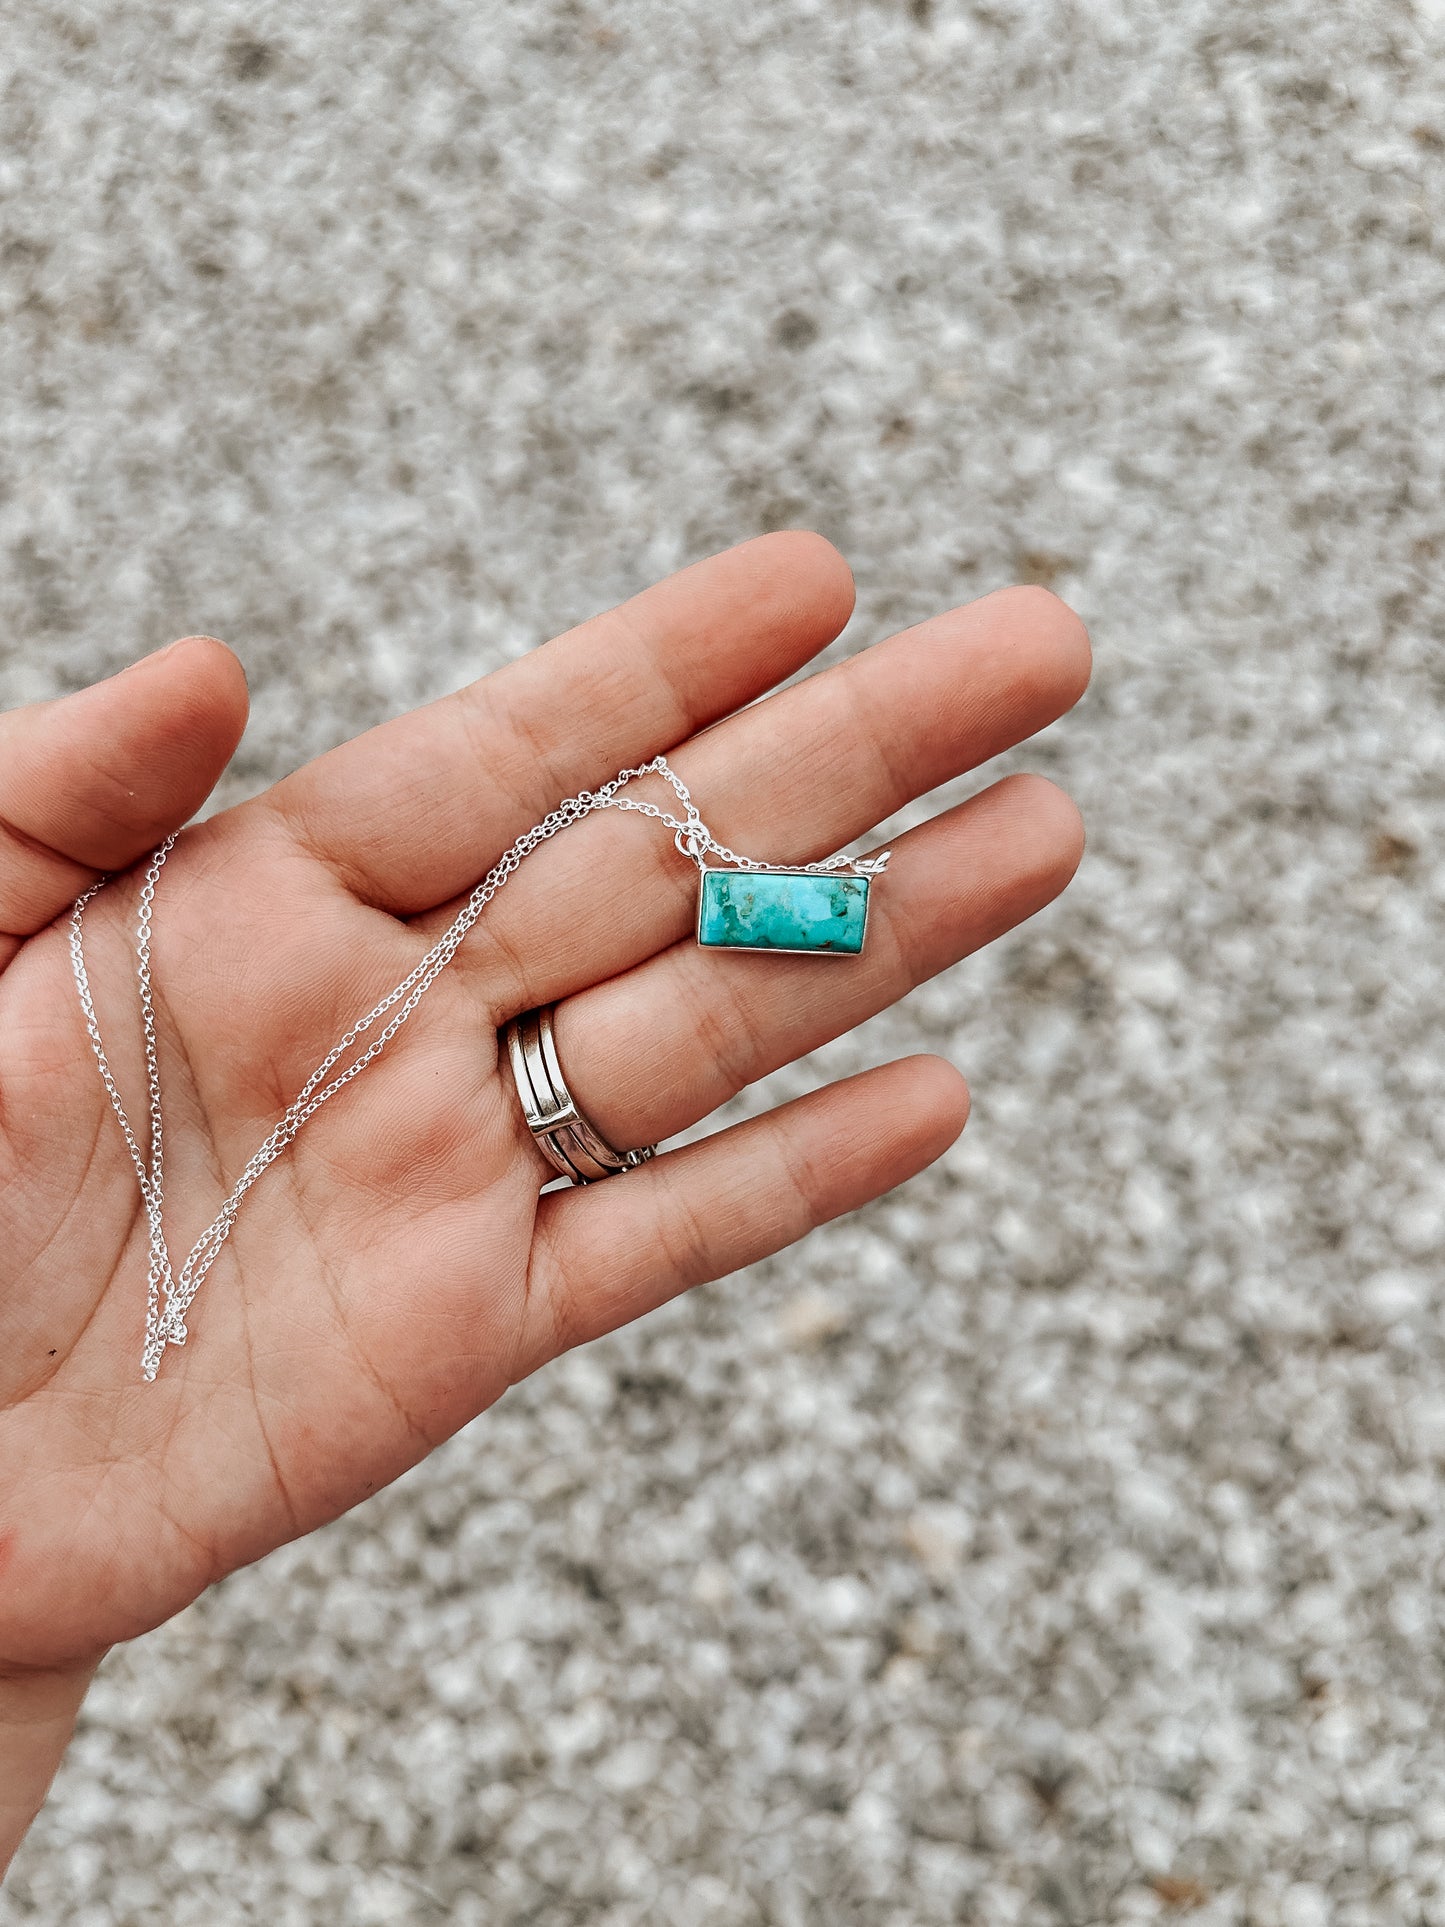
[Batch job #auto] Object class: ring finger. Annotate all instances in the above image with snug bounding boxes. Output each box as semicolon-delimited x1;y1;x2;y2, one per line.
542;768;1083;1159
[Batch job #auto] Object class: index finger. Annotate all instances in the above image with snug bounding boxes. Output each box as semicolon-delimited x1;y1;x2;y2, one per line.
261;533;856;914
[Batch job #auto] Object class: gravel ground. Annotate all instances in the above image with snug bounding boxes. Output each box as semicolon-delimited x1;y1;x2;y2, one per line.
3;2;1445;1921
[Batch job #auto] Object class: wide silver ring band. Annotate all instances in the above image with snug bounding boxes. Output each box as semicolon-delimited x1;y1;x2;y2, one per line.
503;1004;655;1185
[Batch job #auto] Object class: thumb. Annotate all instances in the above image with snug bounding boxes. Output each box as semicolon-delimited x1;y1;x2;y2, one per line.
0;636;249;959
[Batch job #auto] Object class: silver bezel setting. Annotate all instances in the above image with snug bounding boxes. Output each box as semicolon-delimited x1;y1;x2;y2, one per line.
693;866;872;957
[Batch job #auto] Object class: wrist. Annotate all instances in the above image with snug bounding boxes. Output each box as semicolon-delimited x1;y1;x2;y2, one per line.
0;1660;97;1880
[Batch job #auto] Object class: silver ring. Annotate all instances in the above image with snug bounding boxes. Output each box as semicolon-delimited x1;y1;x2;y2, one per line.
503;1004;656;1185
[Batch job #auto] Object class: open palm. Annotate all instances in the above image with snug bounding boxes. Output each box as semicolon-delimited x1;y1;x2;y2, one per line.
0;534;1087;1704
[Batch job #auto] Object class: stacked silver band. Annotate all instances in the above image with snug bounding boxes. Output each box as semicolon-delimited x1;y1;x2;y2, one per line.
503;1004;655;1184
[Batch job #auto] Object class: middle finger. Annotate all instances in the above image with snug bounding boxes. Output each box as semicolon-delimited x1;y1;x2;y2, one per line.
428;584;1090;1016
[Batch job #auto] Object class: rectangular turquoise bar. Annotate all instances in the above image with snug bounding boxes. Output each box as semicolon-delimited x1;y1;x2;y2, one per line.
696;868;870;955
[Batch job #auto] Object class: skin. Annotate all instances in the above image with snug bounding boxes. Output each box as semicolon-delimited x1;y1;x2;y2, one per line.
0;534;1089;1873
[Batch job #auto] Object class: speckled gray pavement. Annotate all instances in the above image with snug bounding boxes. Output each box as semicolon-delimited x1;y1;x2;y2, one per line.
3;2;1444;1922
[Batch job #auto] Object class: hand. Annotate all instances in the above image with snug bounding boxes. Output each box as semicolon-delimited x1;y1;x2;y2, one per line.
0;535;1088;1864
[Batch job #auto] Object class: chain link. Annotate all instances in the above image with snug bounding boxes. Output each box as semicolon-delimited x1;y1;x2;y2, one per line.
69;755;888;1380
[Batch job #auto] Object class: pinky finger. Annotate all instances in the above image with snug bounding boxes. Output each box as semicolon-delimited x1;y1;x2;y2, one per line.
511;1054;970;1383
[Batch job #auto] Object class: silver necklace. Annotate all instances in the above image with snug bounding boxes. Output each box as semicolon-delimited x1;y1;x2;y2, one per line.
68;757;887;1381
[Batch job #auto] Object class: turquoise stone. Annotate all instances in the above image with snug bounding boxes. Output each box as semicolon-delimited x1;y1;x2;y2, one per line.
696;868;870;954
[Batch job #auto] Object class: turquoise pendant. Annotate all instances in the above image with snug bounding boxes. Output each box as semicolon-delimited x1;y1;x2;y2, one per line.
696;868;871;955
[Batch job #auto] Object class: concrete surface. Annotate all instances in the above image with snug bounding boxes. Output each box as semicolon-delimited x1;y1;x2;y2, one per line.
3;0;1445;1921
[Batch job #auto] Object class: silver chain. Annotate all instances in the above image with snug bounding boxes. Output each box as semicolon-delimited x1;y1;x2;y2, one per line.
68;756;888;1381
